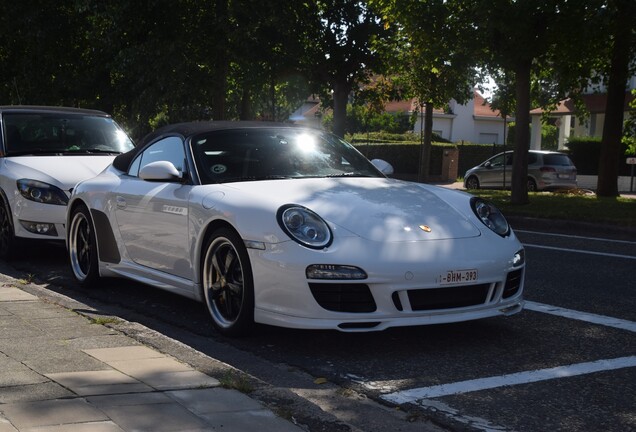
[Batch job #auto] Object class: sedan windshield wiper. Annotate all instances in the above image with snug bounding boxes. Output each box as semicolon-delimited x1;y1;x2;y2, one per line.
6;149;64;156
6;148;122;156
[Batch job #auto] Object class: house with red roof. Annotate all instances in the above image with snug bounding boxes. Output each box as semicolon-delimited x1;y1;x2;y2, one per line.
411;91;513;144
529;76;636;150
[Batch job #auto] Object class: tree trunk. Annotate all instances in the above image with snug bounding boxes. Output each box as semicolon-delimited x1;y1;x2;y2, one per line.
239;88;252;120
596;0;634;197
211;0;229;120
418;101;433;182
511;62;531;205
332;80;349;138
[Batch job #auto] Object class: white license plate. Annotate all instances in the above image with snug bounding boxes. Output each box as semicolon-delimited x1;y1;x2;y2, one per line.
558;174;571;179
440;269;478;285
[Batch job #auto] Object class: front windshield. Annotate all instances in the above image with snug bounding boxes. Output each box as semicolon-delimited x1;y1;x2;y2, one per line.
191;128;383;184
3;113;135;156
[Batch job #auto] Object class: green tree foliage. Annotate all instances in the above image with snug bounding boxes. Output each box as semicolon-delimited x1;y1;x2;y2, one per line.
302;1;395;138
593;0;636;196
0;1;92;106
624;90;636;156
372;0;481;181
472;0;603;204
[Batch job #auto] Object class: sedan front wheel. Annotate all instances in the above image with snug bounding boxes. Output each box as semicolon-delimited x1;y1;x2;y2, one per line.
202;227;254;336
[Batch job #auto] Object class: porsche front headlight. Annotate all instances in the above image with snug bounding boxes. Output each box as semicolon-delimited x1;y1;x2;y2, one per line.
278;205;332;249
470;197;509;237
17;179;69;206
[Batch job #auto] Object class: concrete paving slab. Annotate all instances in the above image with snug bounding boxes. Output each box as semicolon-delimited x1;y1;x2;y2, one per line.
199;409;302;432
0;369;47;387
40;324;118;340
23;352;110;375
0;303;75;319
167;387;264;414
0;323;43;339
0;382;74;404
28;315;91;330
0;287;38;302
45;370;140;388
132;370;221;391
99;402;210;431
107;357;195;376
22;421;124;432
86;392;174;407
0;416;17;432
66;335;140;351
84;346;165;362
0;399;109;429
45;370;153;396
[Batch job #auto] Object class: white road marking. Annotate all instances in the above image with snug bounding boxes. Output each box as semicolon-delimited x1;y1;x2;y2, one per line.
525;301;636;333
515;229;636;245
523;243;636;260
381;356;636;402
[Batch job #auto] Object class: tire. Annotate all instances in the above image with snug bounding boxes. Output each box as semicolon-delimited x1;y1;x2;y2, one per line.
0;200;23;260
465;176;480;190
68;205;100;286
202;227;254;336
527;178;538;192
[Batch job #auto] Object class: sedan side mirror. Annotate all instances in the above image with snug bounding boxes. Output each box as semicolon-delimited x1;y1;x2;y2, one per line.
371;159;394;176
139;161;183;182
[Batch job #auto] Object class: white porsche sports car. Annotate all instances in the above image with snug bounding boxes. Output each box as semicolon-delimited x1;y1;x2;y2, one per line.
67;122;525;336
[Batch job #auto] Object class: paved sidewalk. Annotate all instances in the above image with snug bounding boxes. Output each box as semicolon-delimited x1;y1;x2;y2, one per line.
0;284;303;432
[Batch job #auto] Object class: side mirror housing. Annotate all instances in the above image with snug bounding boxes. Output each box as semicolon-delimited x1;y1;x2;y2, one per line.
139;161;183;181
371;159;394;176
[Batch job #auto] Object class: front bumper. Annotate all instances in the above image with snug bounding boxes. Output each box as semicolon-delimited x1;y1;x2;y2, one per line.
248;234;526;332
12;198;67;240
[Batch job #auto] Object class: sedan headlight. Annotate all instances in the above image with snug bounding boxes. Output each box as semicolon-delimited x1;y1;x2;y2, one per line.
17;179;69;206
278;205;332;249
470;197;509;237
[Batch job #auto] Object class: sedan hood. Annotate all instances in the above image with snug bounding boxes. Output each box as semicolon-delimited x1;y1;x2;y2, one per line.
4;156;115;191
224;178;481;241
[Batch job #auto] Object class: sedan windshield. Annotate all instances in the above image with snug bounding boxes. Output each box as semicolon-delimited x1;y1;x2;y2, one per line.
191;128;383;184
3;113;134;156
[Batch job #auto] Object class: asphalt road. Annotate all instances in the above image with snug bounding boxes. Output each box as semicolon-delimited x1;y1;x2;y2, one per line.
4;218;635;432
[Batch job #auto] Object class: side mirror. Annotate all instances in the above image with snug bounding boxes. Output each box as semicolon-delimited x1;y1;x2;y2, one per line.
139;161;183;181
371;159;394;176
484;161;492;168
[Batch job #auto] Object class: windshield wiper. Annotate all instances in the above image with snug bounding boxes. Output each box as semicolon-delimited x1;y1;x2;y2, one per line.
63;149;122;155
324;172;373;178
218;175;292;183
6;149;64;156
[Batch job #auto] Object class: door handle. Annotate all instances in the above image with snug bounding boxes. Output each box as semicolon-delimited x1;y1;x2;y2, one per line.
116;196;126;209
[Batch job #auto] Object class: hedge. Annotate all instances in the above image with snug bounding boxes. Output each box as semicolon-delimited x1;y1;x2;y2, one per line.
567;138;631;175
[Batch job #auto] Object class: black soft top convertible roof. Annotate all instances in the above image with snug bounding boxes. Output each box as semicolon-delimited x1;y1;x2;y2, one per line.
112;121;304;172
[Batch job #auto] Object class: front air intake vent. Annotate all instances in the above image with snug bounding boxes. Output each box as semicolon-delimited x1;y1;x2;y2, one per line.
309;283;376;312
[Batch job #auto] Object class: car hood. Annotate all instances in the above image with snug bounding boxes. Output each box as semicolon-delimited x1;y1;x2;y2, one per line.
223;177;481;242
4;156;116;191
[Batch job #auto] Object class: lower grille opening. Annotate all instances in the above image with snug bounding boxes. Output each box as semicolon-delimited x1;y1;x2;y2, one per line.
338;322;381;329
503;269;523;299
309;283;376;312
407;284;491;311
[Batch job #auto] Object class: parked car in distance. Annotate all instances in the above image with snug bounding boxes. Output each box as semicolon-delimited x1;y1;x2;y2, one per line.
464;150;577;192
67;121;525;336
0;106;135;259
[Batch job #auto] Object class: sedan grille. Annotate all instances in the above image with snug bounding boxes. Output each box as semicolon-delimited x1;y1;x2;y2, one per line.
309;283;377;313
